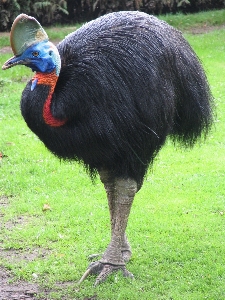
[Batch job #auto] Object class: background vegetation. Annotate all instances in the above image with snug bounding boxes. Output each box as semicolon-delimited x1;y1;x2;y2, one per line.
0;9;225;300
1;0;225;30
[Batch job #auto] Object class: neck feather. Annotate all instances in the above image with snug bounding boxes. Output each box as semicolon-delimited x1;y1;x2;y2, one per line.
32;71;67;127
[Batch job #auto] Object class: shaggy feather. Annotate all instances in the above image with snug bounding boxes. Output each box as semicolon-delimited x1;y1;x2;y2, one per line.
20;11;213;184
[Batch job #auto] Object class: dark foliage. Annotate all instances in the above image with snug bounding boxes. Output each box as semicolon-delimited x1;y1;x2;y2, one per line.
66;0;225;23
21;11;213;185
1;0;225;31
0;0;68;30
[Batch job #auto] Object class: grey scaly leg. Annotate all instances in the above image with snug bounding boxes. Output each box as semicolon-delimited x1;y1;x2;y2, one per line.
79;171;137;285
99;170;132;262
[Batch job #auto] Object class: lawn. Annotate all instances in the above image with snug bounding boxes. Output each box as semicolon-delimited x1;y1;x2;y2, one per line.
0;10;225;300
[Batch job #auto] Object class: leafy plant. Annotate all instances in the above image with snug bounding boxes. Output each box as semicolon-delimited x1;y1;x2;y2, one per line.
178;0;190;7
32;0;68;24
0;0;20;31
0;0;68;30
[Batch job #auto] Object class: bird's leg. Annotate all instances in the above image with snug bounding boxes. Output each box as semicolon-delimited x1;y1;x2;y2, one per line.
121;234;132;263
99;170;132;262
100;176;136;264
79;173;137;286
96;176;137;285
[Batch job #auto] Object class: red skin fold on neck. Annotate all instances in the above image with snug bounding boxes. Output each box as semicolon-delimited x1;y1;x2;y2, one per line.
32;71;67;127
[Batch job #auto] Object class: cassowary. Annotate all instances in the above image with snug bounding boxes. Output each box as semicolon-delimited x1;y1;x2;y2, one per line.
2;11;213;285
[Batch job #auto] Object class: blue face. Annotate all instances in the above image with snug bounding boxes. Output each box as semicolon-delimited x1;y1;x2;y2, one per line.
22;41;57;73
3;40;61;75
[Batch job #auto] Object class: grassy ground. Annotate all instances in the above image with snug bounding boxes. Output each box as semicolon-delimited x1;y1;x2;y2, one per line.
160;9;225;30
0;10;225;300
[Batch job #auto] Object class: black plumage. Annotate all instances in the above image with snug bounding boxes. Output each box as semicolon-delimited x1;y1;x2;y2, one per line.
11;11;214;284
21;12;213;185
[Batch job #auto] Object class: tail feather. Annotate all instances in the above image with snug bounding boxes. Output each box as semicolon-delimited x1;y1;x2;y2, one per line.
170;44;214;146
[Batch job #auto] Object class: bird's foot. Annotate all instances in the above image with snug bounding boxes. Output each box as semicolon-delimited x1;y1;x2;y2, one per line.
78;261;134;286
88;249;132;263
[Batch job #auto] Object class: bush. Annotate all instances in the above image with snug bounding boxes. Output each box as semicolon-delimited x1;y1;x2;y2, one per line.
1;0;225;31
140;0;225;15
64;0;225;23
0;0;68;31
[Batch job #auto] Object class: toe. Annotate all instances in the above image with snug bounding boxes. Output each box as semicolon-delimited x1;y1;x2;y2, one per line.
94;264;121;286
121;266;134;279
79;261;134;286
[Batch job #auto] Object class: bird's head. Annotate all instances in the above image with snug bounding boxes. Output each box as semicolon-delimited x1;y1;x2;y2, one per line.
2;14;61;76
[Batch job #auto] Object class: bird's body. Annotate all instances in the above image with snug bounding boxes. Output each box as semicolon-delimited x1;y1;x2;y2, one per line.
20;11;212;184
3;11;213;285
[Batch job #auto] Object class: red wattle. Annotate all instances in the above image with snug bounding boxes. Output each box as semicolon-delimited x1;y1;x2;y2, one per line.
43;93;67;127
32;71;67;127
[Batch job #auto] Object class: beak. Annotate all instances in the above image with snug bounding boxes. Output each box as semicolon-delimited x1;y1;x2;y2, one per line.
2;55;29;70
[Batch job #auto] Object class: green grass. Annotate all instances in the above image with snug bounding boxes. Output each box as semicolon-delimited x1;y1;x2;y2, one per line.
0;10;225;300
160;9;225;30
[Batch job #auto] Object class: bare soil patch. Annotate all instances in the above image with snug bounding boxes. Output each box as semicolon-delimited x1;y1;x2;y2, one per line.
0;196;39;299
0;265;82;300
0;196;58;299
0;46;12;54
189;24;225;34
0;195;9;207
0;196;95;300
0;267;39;300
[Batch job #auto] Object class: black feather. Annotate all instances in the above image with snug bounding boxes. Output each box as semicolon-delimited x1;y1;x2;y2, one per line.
21;11;213;185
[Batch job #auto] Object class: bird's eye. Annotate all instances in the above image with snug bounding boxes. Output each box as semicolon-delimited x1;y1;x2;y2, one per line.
32;51;39;57
49;50;53;56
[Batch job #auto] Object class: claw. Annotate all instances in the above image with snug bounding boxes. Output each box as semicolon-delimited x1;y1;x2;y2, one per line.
78;268;91;284
78;261;104;284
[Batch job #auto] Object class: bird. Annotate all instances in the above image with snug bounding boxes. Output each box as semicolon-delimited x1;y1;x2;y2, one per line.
2;11;213;286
